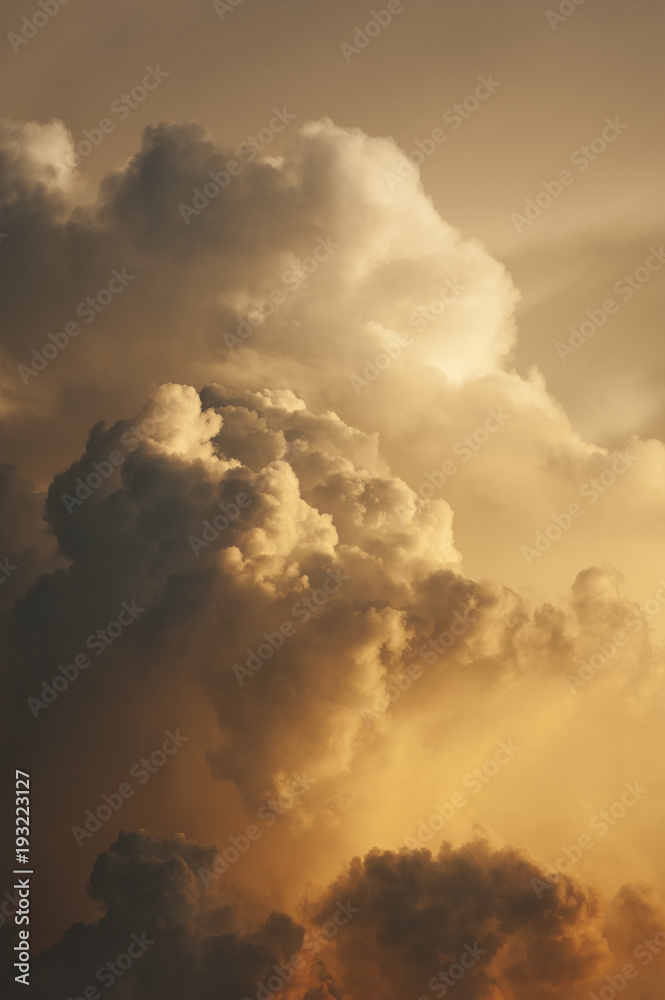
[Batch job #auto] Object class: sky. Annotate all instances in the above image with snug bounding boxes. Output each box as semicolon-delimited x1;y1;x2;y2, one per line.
0;1;664;998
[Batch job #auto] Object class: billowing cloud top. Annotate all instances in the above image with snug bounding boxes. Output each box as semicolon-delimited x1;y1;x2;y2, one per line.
1;115;664;1000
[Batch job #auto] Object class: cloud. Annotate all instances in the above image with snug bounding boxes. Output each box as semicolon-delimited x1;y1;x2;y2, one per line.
4;380;664;811
311;840;612;1000
4;382;464;800
0;113;663;983
0;115;517;484
2;113;664;619
17;830;306;1000
0;119;76;204
16;833;664;1000
0;463;60;611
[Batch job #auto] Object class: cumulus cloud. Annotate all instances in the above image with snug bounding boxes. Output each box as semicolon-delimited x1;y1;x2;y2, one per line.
0;119;76;204
1;114;664;987
4;382;464;800
311;841;665;1000
12;833;663;1000
0;116;516;481
2;383;663;885
8;830;306;1000
1;113;664;615
312;840;610;1000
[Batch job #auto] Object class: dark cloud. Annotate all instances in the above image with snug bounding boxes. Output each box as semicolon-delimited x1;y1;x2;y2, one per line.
14;833;662;1000
311;841;611;1000
4;830;305;1000
0;463;59;612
